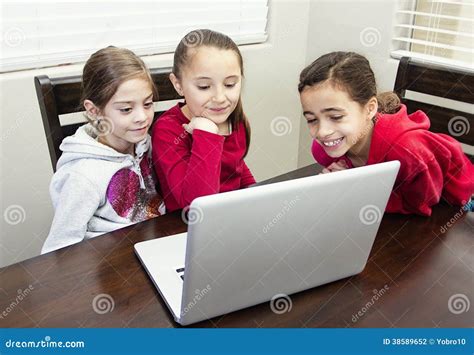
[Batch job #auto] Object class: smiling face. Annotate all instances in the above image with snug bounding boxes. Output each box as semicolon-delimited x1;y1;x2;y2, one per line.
170;46;242;125
300;81;377;159
85;76;155;155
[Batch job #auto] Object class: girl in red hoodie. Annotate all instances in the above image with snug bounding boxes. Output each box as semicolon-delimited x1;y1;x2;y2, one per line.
299;51;473;216
152;29;255;212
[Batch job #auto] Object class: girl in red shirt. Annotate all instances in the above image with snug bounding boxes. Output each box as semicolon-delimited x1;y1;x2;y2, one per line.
299;51;473;216
152;29;255;212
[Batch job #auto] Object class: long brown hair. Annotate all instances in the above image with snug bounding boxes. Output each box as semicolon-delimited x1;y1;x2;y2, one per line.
81;46;157;116
298;51;400;114
173;29;251;156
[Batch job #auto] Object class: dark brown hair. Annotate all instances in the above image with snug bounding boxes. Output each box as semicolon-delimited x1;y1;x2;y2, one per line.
298;51;400;114
173;29;251;156
81;46;157;114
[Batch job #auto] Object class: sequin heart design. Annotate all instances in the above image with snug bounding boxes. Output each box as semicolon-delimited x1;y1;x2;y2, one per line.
107;169;140;218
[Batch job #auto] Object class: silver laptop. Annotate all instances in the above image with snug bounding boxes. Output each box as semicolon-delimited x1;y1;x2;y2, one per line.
135;160;400;325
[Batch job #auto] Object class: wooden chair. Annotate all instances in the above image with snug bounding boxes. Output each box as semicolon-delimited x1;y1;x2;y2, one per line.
35;68;181;171
394;56;473;161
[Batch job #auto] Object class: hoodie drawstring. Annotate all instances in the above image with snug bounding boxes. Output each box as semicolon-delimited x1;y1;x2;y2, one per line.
130;158;146;189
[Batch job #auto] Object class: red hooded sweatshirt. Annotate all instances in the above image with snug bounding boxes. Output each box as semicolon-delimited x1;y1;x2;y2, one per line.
152;103;255;212
312;105;474;216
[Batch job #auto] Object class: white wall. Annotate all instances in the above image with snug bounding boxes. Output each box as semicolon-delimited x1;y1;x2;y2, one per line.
0;0;311;267
298;0;400;168
1;60;94;268
8;0;451;267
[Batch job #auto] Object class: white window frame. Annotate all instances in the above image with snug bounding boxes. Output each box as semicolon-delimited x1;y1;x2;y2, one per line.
0;0;269;73
391;0;474;73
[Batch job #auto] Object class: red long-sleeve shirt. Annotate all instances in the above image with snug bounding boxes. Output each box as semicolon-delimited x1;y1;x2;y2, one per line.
152;103;256;212
311;105;474;216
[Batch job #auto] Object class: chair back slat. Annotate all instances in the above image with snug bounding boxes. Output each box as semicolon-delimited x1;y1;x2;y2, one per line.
393;57;474;154
35;68;181;171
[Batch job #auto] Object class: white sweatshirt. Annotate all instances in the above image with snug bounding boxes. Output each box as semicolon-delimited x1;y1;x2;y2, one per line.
41;124;165;254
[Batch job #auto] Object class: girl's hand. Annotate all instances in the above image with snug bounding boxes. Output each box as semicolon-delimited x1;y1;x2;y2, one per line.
321;159;349;174
182;116;218;135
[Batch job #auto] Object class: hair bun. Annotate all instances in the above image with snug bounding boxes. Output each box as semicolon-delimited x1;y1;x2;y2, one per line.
377;92;401;114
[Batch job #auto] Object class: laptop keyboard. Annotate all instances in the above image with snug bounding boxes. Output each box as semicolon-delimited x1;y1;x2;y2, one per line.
176;267;185;281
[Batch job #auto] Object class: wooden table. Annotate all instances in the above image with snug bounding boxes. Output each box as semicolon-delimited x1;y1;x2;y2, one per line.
1;164;472;328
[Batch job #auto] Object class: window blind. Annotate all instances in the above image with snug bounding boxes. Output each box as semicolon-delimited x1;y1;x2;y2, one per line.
0;0;268;73
391;0;473;71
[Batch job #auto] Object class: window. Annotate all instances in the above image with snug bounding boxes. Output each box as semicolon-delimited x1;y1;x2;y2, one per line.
391;0;473;71
0;0;268;73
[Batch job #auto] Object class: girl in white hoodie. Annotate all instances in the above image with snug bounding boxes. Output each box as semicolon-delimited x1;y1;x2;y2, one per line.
42;47;165;254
